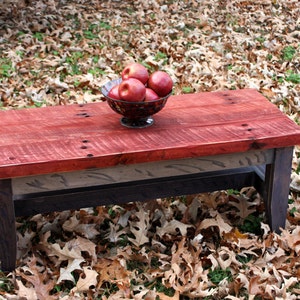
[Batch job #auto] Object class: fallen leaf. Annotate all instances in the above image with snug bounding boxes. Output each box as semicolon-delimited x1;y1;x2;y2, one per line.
249;276;264;296
15;278;38;300
105;222;129;243
156;219;194;237
128;209;150;246
71;266;98;293
95;258;130;289
198;211;233;234
16;256;56;300
57;258;85;284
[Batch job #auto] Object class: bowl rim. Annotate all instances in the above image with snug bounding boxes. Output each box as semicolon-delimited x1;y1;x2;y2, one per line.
101;78;172;105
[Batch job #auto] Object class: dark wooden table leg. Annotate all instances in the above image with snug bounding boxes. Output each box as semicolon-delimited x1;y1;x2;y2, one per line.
264;147;294;233
0;179;16;272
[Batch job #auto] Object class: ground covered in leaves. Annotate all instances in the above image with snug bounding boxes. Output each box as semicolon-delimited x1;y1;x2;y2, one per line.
0;0;300;299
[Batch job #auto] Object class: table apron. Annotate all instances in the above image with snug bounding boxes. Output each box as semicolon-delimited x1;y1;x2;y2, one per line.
12;149;274;196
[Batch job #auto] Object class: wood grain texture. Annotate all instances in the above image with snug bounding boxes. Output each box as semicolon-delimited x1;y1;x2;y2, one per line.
1;88;300;178
13;167;263;217
263;147;294;231
0;179;16;270
13;149;273;195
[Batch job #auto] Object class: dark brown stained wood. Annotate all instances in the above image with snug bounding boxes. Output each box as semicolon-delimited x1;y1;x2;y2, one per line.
1;88;300;178
0;179;16;270
263;147;294;230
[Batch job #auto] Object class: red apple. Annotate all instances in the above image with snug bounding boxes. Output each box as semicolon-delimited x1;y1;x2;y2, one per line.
118;78;146;102
108;84;121;100
121;63;149;85
148;71;173;97
144;88;159;101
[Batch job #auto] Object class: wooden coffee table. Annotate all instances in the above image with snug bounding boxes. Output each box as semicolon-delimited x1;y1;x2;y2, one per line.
1;88;300;271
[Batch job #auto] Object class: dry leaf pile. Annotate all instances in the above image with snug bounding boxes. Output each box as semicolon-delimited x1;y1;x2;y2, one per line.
1;190;300;300
0;0;300;299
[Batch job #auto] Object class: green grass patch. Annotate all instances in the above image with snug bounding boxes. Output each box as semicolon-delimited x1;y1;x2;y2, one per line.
88;67;106;76
65;51;84;75
239;214;263;235
281;46;296;61
154;51;168;65
144;277;176;297
255;36;265;44
289;207;298;217
153;278;175;297
83;30;98;40
227;189;241;195
208;267;233;285
285;70;300;84
236;253;253;265
99;21;112;30
0;59;14;78
66;51;84;64
0;271;14;293
33;32;44;42
182;86;194;94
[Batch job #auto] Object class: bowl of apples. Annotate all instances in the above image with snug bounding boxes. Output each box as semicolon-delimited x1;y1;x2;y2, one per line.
101;63;173;128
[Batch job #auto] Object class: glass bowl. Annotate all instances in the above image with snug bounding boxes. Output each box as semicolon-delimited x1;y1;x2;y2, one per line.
101;78;171;128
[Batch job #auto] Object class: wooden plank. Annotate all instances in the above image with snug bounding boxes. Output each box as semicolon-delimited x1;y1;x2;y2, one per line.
13;149;273;195
13;167;262;217
0;89;300;178
0;179;16;271
263;147;294;232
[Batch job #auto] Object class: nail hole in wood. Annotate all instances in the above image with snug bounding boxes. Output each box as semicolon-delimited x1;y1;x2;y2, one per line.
76;112;90;117
87;153;94;157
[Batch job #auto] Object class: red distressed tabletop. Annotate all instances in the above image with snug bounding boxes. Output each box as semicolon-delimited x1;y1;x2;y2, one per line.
1;88;300;179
